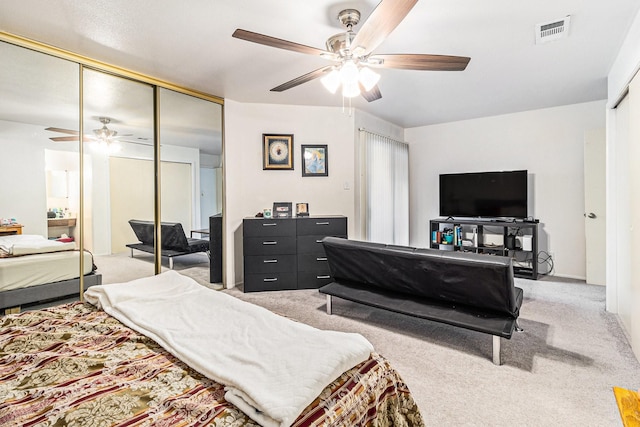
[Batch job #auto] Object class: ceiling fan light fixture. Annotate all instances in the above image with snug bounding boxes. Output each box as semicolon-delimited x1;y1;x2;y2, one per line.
321;69;341;94
359;66;380;92
342;80;360;98
339;60;359;84
339;60;362;97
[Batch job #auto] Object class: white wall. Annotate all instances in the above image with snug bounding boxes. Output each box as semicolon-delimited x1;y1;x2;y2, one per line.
224;100;359;287
0;121;58;237
405;100;606;279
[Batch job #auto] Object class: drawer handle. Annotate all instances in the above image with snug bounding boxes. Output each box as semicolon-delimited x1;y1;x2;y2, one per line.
316;275;331;279
316;257;327;261
262;223;277;226
263;259;278;263
263;278;278;282
262;241;277;245
316;222;330;225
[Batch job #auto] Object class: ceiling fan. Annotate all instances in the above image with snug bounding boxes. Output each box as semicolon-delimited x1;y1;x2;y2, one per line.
232;0;470;102
45;117;143;152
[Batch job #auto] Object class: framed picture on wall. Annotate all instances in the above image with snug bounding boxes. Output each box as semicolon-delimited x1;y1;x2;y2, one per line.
301;144;328;177
263;134;294;170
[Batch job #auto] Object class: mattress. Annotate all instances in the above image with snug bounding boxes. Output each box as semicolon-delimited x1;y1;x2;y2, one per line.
0;302;424;427
0;250;93;292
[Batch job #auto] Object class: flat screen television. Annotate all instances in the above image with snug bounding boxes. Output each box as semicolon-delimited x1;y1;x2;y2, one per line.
439;170;528;219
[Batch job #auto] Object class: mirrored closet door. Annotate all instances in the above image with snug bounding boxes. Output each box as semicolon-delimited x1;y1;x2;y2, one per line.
81;68;155;283
0;40;81;291
158;88;223;285
0;33;224;307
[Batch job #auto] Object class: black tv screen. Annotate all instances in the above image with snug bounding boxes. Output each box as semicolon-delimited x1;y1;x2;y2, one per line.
439;170;528;218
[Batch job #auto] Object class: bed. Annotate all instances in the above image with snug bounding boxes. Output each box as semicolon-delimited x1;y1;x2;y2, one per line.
0;234;102;312
0;271;424;426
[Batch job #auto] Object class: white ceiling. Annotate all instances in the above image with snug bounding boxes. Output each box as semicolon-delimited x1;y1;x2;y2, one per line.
0;0;638;128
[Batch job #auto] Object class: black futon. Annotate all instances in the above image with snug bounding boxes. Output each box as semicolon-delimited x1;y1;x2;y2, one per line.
126;219;209;269
319;237;523;365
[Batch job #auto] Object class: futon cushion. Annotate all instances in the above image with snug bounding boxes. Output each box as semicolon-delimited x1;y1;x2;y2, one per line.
128;220;206;253
322;236;518;318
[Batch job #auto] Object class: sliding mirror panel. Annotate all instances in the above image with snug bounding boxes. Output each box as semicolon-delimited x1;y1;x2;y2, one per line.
158;88;223;284
82;68;155;283
0;40;82;310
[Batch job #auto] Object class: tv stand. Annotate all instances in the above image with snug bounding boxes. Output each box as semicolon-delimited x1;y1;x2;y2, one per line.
429;218;538;280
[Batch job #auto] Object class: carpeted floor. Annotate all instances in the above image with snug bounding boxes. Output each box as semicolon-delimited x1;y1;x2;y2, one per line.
44;253;640;426
225;278;640;427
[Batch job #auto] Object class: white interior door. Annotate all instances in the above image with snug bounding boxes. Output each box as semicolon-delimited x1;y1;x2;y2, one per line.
584;128;606;285
109;157;191;254
199;167;217;229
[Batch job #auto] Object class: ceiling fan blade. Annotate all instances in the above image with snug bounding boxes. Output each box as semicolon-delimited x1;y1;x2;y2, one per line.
49;135;94;142
233;29;336;59
361;85;382;102
49;136;79;142
370;53;470;71
45;127;79;135
271;66;334;92
120;140;153;147
350;0;418;56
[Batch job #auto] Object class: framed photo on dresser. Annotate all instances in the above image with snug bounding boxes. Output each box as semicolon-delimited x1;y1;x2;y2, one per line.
272;202;292;218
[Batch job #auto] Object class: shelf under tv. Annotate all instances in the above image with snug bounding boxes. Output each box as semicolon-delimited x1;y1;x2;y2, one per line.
429;218;538;280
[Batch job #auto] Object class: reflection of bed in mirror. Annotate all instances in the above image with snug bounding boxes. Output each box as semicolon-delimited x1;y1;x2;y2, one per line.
0;235;102;311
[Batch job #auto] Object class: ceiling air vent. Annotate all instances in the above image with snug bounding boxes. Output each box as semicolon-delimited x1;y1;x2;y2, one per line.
535;15;571;44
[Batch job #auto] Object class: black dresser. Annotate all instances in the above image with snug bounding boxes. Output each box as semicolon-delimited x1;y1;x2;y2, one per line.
242;216;347;292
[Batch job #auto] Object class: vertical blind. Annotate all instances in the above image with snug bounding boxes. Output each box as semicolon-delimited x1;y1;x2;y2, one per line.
360;129;409;245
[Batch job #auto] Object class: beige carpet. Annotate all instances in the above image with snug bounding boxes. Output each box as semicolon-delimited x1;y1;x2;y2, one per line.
225;278;640;427
50;254;640;426
93;251;217;288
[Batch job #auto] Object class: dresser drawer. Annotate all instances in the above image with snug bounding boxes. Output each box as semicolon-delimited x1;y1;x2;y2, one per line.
297;253;330;273
297;234;347;254
296;217;347;236
244;272;297;292
245;254;296;274
244;236;296;255
297;271;333;289
243;218;296;237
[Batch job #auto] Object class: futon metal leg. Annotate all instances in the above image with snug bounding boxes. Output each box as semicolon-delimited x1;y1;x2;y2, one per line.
515;320;524;332
169;257;174;270
130;248;134;258
492;335;501;365
326;295;332;315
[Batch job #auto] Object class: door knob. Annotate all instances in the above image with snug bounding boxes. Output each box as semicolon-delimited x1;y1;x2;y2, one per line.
585;212;596;219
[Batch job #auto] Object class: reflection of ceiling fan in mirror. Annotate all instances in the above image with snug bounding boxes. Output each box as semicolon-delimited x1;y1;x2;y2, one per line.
45;117;147;153
232;0;470;101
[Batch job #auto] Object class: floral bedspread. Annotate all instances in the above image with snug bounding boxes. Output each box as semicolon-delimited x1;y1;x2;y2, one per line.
0;302;423;426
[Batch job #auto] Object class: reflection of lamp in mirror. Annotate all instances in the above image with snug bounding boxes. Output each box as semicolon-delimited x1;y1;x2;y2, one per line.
91;139;122;153
90;117;122;153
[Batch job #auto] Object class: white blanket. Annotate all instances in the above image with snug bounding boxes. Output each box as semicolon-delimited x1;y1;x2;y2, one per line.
0;234;75;256
84;271;373;427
